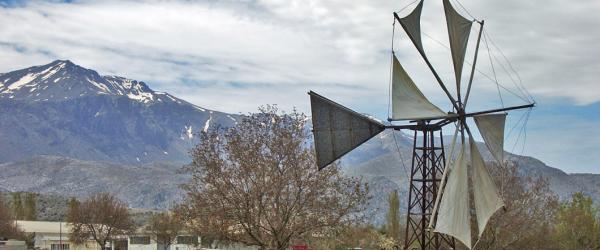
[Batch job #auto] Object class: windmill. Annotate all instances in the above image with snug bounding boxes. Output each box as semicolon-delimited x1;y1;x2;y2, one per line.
308;0;535;249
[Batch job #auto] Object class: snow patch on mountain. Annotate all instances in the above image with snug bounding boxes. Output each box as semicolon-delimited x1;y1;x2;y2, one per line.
7;73;40;91
181;125;194;140
3;62;65;92
86;77;111;93
127;90;154;103
203;116;212;132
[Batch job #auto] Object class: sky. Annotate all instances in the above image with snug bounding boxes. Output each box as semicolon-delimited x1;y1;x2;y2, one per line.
0;0;599;173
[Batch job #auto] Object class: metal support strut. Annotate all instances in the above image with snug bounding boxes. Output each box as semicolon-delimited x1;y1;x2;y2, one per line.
404;122;455;250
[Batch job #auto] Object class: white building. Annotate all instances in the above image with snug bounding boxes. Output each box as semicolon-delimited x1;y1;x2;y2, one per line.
16;221;99;250
15;221;256;250
16;221;203;250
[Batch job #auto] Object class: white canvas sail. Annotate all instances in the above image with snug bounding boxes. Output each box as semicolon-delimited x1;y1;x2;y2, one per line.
397;0;425;54
470;137;504;237
474;113;506;164
434;145;471;248
391;55;447;120
443;0;473;90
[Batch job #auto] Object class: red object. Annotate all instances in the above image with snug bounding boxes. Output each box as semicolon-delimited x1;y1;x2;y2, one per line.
293;245;309;250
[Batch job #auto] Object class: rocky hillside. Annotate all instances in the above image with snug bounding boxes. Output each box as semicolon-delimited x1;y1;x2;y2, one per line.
0;155;185;209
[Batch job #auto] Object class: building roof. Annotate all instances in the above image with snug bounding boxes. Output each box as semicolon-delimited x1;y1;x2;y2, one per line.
16;221;72;234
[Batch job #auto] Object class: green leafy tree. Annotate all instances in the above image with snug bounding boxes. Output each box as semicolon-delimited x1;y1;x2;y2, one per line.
553;192;600;250
24;193;37;221
11;193;24;220
386;190;401;245
66;197;80;221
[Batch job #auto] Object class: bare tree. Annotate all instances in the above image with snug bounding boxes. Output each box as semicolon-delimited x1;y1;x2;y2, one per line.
178;106;369;250
68;193;136;250
0;195;23;239
145;212;184;250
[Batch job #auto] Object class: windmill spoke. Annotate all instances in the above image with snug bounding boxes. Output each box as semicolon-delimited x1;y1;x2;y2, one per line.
463;103;534;117
463;20;484;109
463;121;476;144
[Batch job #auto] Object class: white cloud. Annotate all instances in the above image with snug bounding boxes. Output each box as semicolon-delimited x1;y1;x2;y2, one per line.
0;0;598;112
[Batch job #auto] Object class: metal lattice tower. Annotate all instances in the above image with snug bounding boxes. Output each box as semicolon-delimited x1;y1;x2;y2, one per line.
403;123;454;249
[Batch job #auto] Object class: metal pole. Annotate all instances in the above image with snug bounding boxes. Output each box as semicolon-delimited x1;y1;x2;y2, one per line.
404;128;418;250
421;127;427;248
464;103;534;117
463;20;485;107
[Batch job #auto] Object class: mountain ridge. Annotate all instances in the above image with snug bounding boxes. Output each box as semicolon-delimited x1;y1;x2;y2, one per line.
0;60;238;165
0;60;208;109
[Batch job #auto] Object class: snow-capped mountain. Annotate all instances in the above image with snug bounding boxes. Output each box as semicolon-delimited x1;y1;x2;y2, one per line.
1;60;190;105
0;60;238;164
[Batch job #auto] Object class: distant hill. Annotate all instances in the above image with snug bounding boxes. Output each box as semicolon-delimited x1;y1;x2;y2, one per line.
0;60;238;165
342;130;600;225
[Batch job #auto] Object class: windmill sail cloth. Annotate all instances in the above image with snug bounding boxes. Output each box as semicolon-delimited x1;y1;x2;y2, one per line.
434;145;471;248
397;0;425;54
470;137;505;237
474;113;506;164
308;91;385;170
391;55;447;120
443;0;472;90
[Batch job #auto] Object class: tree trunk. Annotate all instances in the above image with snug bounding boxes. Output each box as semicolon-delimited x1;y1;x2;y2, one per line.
97;240;106;250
